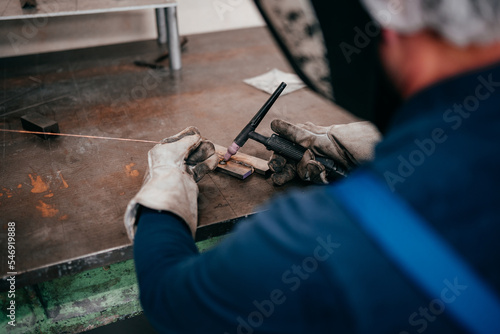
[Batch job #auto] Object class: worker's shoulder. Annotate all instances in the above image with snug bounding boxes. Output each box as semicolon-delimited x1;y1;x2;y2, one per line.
236;179;459;333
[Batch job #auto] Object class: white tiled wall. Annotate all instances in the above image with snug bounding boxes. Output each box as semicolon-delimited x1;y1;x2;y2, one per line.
0;0;264;57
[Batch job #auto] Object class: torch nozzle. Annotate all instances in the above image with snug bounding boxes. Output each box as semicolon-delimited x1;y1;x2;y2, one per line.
223;142;241;161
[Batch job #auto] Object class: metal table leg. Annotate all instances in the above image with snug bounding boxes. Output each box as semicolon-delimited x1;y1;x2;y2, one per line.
155;6;182;71
166;6;182;70
155;8;168;45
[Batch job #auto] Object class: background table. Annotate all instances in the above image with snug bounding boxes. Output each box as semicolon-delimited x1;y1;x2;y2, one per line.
0;0;182;70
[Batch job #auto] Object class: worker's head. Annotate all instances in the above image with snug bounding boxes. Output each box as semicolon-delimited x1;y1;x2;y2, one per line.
363;0;500;47
362;0;500;97
254;0;500;131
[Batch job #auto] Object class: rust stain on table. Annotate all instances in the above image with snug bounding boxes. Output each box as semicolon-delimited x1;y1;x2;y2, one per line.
35;200;59;218
29;174;49;193
125;163;140;177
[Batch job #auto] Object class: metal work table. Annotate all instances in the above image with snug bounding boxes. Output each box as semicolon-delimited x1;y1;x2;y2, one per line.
0;0;181;70
0;27;356;332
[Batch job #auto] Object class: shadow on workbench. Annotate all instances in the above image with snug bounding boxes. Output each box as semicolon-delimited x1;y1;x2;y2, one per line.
85;313;157;334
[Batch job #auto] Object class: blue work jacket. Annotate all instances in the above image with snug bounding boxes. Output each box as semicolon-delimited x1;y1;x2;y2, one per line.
134;63;500;333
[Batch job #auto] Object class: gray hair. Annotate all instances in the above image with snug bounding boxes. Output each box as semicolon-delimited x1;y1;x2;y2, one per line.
361;0;500;46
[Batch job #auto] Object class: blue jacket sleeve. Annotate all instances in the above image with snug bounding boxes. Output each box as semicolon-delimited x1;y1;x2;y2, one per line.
133;184;459;334
133;190;355;334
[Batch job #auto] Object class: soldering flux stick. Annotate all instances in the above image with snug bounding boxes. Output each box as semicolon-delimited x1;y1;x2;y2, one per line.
223;82;287;161
0;129;159;144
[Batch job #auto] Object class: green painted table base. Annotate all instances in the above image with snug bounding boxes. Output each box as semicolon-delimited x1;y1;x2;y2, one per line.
0;236;226;333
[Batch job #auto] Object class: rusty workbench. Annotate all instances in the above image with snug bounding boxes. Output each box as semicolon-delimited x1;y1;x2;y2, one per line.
0;27;356;290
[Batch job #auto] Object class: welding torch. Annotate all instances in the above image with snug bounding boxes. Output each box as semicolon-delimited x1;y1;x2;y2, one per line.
222;82;346;177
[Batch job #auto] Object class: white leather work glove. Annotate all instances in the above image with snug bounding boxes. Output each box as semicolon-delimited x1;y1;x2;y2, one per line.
124;127;218;241
268;119;381;185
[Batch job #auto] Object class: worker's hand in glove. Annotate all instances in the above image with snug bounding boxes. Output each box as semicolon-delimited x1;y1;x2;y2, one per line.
268;119;381;185
124;127;218;241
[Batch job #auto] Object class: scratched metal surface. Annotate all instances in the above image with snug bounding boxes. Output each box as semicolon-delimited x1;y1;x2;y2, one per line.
0;27;357;288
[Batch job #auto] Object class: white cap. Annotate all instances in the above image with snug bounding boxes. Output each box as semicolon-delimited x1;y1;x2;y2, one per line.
361;0;500;46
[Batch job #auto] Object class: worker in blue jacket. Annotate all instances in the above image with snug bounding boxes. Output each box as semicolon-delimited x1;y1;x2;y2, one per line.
124;0;500;333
